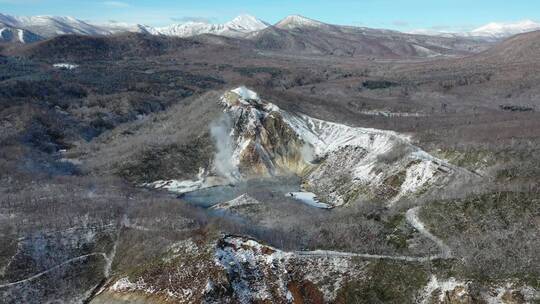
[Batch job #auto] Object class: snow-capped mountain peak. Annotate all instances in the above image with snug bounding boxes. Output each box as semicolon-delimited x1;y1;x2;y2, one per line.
226;14;268;31
471;19;540;38
158;15;268;38
275;15;325;29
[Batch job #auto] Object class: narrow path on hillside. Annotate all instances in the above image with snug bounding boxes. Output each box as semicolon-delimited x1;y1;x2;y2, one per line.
296;207;452;262
0;253;107;289
405;207;452;259
1;227;122;289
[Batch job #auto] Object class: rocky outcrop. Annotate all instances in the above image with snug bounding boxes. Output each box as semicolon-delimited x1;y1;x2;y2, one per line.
219;87;312;178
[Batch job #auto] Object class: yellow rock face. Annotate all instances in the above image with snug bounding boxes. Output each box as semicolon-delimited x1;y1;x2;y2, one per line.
223;88;314;178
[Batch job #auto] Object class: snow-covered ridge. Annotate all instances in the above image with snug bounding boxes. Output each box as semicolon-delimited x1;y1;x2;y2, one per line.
0;13;111;38
158;14;268;38
471;19;540;38
0;12;268;40
410;19;540;39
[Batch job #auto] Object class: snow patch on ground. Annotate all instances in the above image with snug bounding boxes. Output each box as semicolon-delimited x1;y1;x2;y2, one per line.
143;179;206;194
360;110;425;117
111;277;156;294
53;63;79;70
142;168;229;194
231;86;260;101
16;29;24;43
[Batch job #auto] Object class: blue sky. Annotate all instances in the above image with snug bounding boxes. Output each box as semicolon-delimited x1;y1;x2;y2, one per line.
1;0;538;30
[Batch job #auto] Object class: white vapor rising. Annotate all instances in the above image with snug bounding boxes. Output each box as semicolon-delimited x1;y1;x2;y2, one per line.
210;114;240;183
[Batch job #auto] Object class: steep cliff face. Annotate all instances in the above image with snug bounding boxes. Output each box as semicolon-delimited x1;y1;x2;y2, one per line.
219;87;312;178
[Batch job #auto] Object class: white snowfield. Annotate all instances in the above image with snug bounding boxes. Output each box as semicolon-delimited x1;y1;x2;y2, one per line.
158;15;268;38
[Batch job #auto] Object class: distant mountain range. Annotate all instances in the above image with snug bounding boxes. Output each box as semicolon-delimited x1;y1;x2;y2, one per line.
1;12;539;44
410;20;540;39
157;15;268;38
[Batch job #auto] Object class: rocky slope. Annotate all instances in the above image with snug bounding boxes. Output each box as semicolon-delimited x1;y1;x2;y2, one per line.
90;235;368;303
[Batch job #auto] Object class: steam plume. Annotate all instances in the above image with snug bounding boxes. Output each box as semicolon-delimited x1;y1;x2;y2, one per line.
210;114;240;182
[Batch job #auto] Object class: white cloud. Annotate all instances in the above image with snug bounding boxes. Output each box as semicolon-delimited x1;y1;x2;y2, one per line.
103;1;130;8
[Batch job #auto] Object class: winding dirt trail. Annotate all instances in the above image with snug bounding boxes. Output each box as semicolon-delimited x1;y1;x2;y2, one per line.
405;207;452;259
0;253;107;289
0;226;121;290
296;207;452;262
